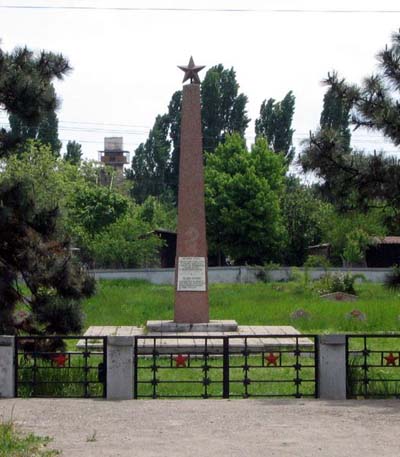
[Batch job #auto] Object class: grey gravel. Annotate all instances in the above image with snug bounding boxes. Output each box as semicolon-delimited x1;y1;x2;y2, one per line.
0;398;399;456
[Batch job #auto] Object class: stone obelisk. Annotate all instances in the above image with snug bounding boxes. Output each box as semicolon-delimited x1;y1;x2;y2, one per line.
174;57;209;323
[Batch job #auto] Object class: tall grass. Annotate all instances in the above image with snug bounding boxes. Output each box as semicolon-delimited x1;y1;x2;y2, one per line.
82;280;400;333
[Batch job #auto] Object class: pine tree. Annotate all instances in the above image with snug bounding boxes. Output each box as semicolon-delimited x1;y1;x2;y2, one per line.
0;46;70;157
300;31;400;213
255;91;296;164
0;43;94;337
0;177;95;336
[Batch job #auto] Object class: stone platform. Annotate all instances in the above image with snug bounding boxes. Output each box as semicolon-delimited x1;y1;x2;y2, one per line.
82;325;314;354
146;319;238;333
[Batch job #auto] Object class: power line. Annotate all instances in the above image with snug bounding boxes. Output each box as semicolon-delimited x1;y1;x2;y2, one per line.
1;5;400;13
58;120;150;129
0;115;150;130
0;121;392;140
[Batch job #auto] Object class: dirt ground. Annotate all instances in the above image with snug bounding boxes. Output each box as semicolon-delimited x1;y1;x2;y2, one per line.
1;398;400;456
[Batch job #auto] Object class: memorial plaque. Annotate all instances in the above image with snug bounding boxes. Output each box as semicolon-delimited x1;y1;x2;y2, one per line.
177;257;206;291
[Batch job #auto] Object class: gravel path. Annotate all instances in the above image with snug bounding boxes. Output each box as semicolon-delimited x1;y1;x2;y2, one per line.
1;399;399;456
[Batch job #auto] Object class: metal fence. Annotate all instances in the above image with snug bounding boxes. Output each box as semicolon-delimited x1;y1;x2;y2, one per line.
133;334;318;399
15;336;107;398
346;334;400;398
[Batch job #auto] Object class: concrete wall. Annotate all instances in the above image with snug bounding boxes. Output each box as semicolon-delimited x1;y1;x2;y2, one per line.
91;266;392;284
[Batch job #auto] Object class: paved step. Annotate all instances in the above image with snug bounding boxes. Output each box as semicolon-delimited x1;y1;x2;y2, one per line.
79;325;314;353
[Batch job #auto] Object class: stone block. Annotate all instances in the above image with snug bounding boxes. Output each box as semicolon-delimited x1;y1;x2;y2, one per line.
107;336;134;400
318;334;347;400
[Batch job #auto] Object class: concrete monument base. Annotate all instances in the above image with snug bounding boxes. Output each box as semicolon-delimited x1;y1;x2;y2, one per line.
82;325;314;353
146;320;238;333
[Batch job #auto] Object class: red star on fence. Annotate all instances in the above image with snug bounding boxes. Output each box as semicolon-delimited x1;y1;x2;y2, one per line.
175;354;187;368
51;353;68;367
384;352;399;366
265;353;280;366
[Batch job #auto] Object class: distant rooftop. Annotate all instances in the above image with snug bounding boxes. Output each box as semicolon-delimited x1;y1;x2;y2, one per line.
373;236;400;245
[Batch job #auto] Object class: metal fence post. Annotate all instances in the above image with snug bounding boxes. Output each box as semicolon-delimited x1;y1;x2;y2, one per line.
222;337;230;398
0;336;15;398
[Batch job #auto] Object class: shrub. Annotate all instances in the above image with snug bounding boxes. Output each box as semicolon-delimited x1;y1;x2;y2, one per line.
384;265;400;291
254;262;280;283
314;272;366;296
304;255;331;270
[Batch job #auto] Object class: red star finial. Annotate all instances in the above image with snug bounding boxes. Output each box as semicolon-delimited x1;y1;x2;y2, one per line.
384;352;399;366
51;353;68;367
265;353;279;366
178;56;205;84
175;354;187;368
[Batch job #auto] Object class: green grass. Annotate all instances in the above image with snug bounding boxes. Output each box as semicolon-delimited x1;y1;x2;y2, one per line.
347;335;400;398
16;279;400;399
0;421;59;456
17;354;105;398
82;279;400;333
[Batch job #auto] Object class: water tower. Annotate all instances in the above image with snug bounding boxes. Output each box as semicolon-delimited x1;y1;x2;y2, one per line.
98;137;130;174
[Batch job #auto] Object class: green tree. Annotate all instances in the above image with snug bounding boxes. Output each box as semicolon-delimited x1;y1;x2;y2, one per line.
319;72;352;150
320;208;386;265
0;142;94;336
282;177;329;266
300;31;400;214
89;209;162;268
64;140;82;165
9;110;62;156
67;184;130;238
0;45;69;157
166;90;182;199
0;43;92;337
205;134;286;264
130;64;250;204
202;64;250;153
255;91;296;164
137;196;177;230
127;114;171;203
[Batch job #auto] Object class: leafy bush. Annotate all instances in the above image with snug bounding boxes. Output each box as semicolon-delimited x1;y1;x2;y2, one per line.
89;211;162;268
304;255;331;270
315;272;366;295
254;262;280;283
342;229;371;266
384;265;400;291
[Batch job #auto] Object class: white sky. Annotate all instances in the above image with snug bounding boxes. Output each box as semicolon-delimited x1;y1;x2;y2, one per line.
0;0;400;164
